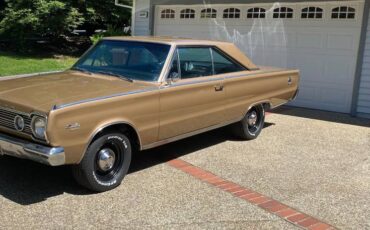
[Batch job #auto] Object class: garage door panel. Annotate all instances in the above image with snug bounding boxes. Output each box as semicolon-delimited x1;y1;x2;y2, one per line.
294;55;325;83
324;56;356;83
327;34;359;51
296;33;325;49
154;1;364;113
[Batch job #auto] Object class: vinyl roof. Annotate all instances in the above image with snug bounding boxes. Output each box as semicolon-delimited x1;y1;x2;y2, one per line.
103;36;234;45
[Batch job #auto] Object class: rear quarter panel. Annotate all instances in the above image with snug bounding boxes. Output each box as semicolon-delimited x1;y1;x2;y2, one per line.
223;69;299;121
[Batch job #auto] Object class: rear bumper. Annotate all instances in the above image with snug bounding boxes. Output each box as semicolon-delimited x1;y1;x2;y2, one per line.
0;132;65;166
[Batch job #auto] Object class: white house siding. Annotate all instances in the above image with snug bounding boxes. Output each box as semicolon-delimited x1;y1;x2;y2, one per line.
357;13;370;118
133;0;151;36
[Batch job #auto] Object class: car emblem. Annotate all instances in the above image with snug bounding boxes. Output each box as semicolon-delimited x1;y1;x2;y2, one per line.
14;115;25;131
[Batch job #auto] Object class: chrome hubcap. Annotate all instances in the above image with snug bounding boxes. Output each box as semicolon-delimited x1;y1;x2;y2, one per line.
247;111;258;126
97;148;116;172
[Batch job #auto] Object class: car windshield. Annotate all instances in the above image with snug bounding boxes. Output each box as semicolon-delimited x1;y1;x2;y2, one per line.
72;40;171;82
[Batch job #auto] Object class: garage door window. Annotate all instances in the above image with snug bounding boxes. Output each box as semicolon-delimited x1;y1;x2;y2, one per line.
332;6;355;19
161;9;175;19
247;8;266;19
201;8;217;19
301;7;323;19
180;9;196;19
223;8;241;19
273;7;294;19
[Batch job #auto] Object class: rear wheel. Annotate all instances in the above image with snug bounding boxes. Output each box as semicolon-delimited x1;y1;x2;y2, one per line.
232;105;265;140
72;132;132;192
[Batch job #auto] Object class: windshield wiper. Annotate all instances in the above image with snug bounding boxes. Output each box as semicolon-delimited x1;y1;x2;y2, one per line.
97;71;134;83
71;67;92;75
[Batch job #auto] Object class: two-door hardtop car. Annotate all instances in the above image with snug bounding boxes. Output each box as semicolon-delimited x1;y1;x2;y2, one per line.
0;37;299;192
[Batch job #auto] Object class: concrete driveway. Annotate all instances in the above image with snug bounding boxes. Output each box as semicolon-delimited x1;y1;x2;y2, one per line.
0;107;369;229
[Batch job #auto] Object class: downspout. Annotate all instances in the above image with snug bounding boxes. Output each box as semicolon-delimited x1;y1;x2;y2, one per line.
351;0;370;116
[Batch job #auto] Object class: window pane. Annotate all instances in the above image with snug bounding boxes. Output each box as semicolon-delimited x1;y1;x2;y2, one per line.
348;13;355;19
74;41;170;81
178;48;213;79
212;48;246;75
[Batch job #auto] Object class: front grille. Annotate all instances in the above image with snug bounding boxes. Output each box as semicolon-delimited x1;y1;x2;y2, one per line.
0;107;33;135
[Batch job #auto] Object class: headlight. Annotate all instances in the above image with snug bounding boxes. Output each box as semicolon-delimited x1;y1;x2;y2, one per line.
31;116;47;140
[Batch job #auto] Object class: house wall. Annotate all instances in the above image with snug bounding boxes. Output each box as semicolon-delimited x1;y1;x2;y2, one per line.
133;0;151;36
356;5;370;118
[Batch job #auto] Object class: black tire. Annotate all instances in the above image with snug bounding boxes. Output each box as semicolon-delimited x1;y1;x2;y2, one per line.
232;105;265;140
72;132;132;192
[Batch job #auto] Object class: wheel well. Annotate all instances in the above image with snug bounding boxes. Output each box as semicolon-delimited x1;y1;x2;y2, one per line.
91;123;141;151
262;102;271;111
248;102;271;113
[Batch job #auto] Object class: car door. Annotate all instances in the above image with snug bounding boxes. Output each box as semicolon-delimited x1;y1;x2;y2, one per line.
158;47;226;140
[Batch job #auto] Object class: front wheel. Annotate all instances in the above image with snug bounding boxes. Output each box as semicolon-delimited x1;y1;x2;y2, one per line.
72;132;132;192
232;105;265;140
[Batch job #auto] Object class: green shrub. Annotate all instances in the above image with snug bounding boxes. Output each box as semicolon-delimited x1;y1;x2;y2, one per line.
0;0;84;50
90;25;131;44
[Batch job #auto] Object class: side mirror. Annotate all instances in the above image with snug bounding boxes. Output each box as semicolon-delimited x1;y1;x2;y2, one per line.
168;72;180;84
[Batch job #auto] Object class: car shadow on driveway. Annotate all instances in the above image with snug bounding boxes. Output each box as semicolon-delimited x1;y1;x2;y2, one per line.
273;106;370;127
0;123;275;205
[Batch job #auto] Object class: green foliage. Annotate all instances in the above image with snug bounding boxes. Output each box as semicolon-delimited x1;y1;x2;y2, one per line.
0;0;84;49
84;0;132;29
0;0;132;51
90;33;104;45
90;25;131;44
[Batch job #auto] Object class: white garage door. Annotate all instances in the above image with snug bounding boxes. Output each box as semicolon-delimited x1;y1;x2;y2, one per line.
154;1;364;113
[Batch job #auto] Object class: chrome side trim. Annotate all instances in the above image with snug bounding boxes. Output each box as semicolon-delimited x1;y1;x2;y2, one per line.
53;69;294;110
54;87;158;110
141;117;241;150
0;132;65;166
160;69;289;89
160;77;223;89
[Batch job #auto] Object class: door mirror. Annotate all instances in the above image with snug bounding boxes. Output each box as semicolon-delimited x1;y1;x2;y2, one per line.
168;72;180;84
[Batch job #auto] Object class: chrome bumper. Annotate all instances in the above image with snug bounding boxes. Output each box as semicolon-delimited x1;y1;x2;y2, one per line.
0;132;65;166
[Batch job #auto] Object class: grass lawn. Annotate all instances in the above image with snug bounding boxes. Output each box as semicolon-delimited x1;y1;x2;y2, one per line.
0;52;78;77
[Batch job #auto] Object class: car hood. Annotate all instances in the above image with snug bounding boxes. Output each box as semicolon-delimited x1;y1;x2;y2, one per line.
0;71;158;113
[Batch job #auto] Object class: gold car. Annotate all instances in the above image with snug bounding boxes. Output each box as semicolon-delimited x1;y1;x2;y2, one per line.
0;37;299;192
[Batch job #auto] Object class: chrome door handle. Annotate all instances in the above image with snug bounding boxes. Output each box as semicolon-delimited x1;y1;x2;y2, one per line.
214;85;224;92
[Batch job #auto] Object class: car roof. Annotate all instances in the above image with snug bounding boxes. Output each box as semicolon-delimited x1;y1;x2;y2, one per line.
103;36;233;46
102;36;258;70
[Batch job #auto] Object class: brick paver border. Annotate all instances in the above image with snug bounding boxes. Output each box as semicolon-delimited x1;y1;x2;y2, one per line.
168;159;335;230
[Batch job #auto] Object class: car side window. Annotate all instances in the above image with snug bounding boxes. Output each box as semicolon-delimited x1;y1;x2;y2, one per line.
211;48;246;75
177;47;213;79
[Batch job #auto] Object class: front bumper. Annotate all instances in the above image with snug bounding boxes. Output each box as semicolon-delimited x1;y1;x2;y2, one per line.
0;132;65;166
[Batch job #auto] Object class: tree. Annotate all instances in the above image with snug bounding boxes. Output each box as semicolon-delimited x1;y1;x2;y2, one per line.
0;0;84;47
82;0;132;34
0;0;132;51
